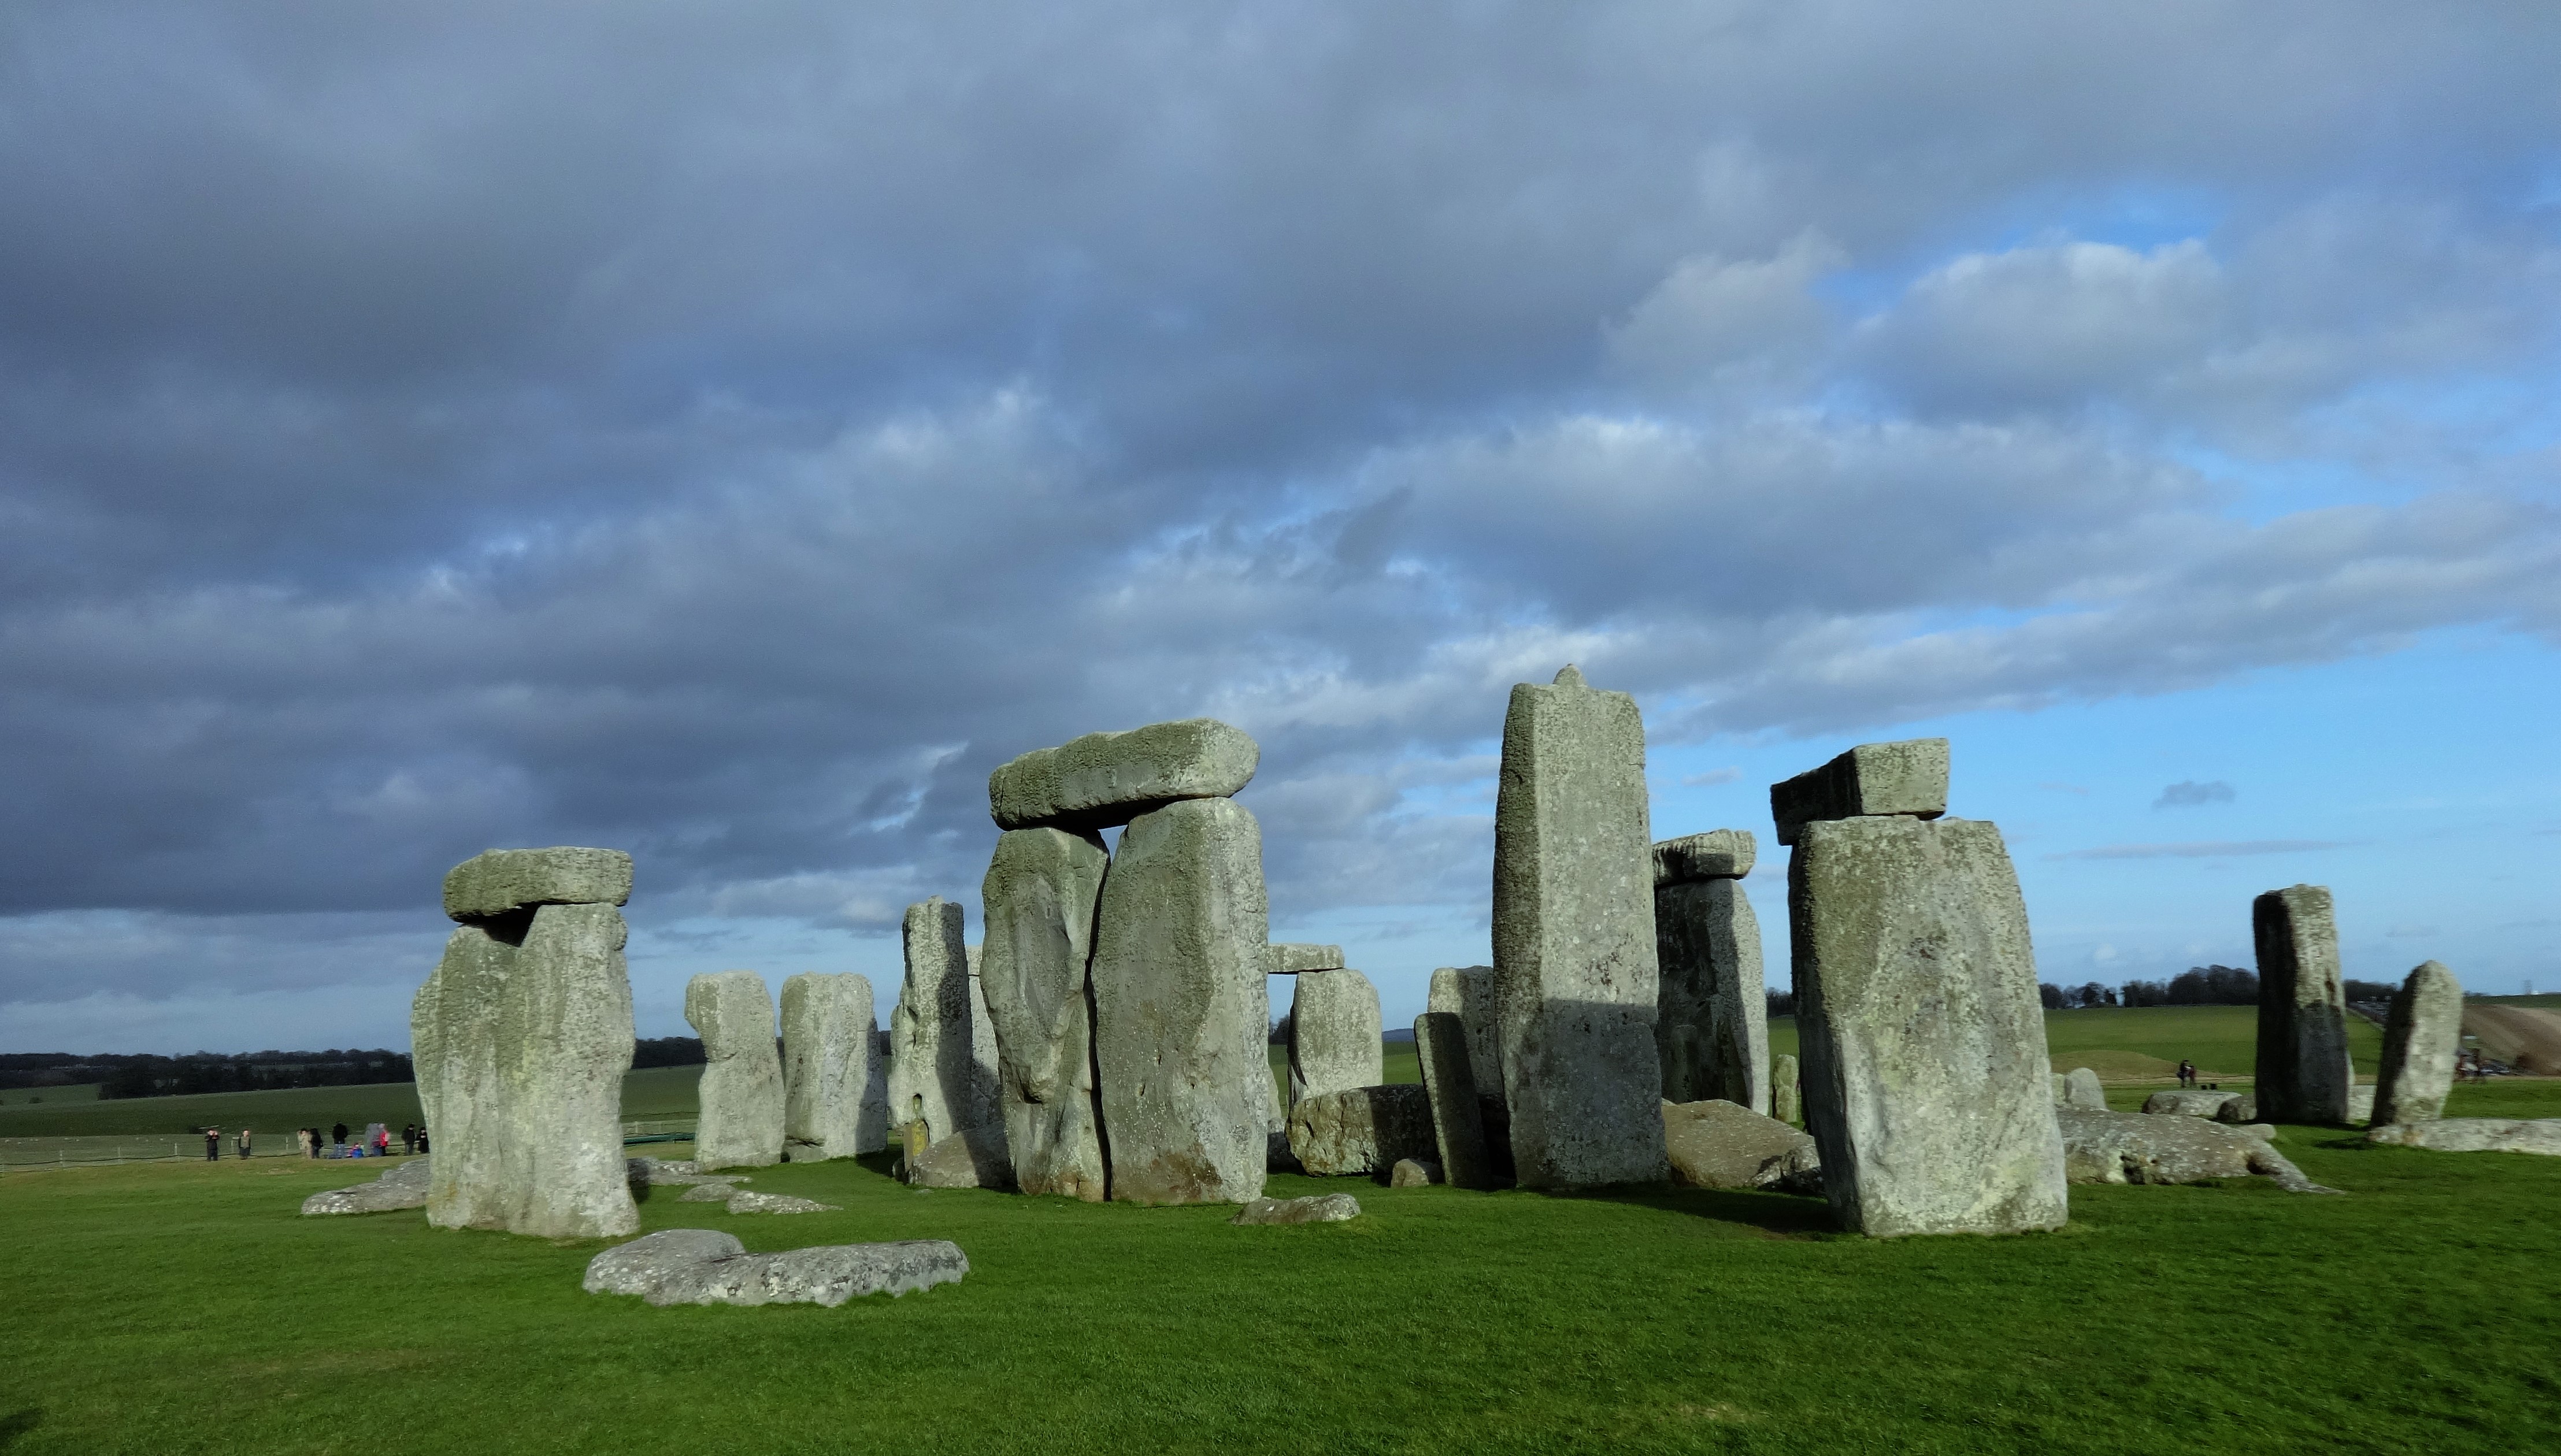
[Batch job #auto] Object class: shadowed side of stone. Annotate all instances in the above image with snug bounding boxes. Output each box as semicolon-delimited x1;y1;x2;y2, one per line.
2373;960;2463;1125
2058;1108;2338;1193
2254;884;2354;1125
442;847;632;922
981;826;1111;1201
988;719;1259;831
1427;966;1503;1106
891;897;1002;1146
1232;1193;1361;1224
1655;875;1769;1112
689;970;784;1171
1652;829;1755;885
1287;1084;1437;1176
909;1125;1018;1190
583;1229;968;1307
1414;1011;1494;1189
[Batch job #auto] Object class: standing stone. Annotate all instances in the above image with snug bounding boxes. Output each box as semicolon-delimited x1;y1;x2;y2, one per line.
861;1028;890;1150
780;972;877;1162
2057;1067;2107;1111
2373;960;2463;1126
979;826;1111;1201
1288;968;1383;1105
1427;966;1503;1105
890;898;1003;1144
1653;832;1769;1113
1492;666;1666;1188
2253;885;2355;1125
1091;796;1269;1205
1414;1012;1493;1190
965;944;1003;1137
413;848;639;1239
1789;812;2067;1236
687;971;784;1171
989;718;1259;831
1771;1053;1801;1125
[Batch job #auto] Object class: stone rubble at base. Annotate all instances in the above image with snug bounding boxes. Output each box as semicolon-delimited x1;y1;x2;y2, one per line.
1232;1193;1362;1225
300;1155;433;1216
583;1229;967;1307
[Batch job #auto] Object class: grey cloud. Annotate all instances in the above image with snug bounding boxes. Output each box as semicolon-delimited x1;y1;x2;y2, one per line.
2154;780;2238;809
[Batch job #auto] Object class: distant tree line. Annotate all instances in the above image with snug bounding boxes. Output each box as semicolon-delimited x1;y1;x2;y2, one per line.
83;1050;415;1100
633;1036;706;1068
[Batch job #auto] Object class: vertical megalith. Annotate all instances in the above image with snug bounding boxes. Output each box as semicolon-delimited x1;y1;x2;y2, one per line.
1652;830;1769;1113
980;826;1112;1201
2373;960;2463;1126
780;972;879;1161
687;971;784;1171
413;847;638;1239
1493;666;1666;1188
1288;968;1383;1105
890;897;1003;1145
1414;1011;1493;1189
1770;1053;1802;1126
1783;742;2065;1236
1428;965;1503;1105
2253;885;2355;1125
1090;796;1270;1205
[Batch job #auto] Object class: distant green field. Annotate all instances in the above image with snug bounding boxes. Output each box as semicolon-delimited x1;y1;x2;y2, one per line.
0;1065;706;1139
0;1083;101;1106
1774;1004;2384;1084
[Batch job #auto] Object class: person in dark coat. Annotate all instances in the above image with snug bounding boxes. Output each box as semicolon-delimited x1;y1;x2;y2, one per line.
203;1127;220;1161
331;1121;348;1150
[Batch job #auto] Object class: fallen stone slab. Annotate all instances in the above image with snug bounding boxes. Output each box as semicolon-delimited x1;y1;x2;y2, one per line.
908;1124;1017;1191
301;1156;433;1216
1651;829;1755;885
1389;1158;1442;1187
1662;1100;1820;1193
626;1158;746;1187
1769;739;1948;847
2142;1090;2243;1119
724;1191;840;1214
583;1230;968;1307
1266;943;1345;974
1287;1084;1437;1176
988;718;1259;831
2367;1118;2561;1156
2057;1108;2336;1193
1232;1193;1361;1225
679;1183;739;1203
443;846;632;922
2254;884;2355;1124
2056;1068;2107;1110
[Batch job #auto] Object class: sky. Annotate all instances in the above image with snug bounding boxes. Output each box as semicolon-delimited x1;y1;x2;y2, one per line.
2;1;2556;1055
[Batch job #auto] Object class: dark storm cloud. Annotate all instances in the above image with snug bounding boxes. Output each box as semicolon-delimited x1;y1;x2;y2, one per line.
2;1;2558;1017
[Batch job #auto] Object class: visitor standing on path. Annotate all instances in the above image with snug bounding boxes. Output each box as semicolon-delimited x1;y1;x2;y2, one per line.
402;1123;417;1156
203;1127;220;1161
236;1127;251;1160
2178;1060;2196;1089
373;1126;390;1158
417;1126;429;1155
331;1121;347;1150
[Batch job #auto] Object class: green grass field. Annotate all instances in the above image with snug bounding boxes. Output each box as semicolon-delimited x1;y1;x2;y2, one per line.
3;1076;2557;1455
0;1083;100;1106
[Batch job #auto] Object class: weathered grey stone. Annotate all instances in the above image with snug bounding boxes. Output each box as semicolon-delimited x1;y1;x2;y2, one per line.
627;1157;727;1186
413;898;639;1239
1288;968;1382;1105
862;1028;889;1148
1769;738;1949;848
890;898;1003;1145
1285;1084;1437;1176
2349;1085;2374;1124
988;718;1259;831
1790;815;2067;1236
2212;1095;2260;1124
678;1182;739;1203
2367;1118;2561;1155
1413;1012;1495;1190
1492;665;1666;1190
780;972;880;1162
966;945;1002;1143
2058;1068;2107;1110
1389;1157;1441;1187
1655;876;1769;1113
979;826;1110;1201
583;1229;968;1307
1266;943;1345;974
2143;1090;2243;1119
908;1124;1018;1190
688;970;784;1172
2254;885;2354;1124
1091;796;1270;1205
302;1155;433;1216
1231;1193;1362;1224
2058;1108;2337;1193
1770;1053;1800;1125
1662;1100;1821;1192
1426;966;1502;1105
442;847;632;922
2374;960;2462;1126
2233;1124;2278;1142
1652;829;1755;886
724;1191;840;1214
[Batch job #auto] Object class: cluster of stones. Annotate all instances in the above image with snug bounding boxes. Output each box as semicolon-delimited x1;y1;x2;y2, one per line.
688;963;891;1173
1653;827;1767;1115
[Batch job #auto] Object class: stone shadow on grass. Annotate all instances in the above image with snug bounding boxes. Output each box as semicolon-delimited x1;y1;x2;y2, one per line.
1564;1184;1839;1237
0;1407;40;1450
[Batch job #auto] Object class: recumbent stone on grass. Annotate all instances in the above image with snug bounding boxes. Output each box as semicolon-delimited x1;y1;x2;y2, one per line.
583;1229;967;1307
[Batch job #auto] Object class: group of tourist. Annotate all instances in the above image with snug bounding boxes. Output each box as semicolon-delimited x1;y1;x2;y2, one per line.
195;1121;430;1161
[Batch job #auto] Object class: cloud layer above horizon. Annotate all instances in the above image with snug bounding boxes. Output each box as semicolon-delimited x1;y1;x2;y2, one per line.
3;2;2556;1042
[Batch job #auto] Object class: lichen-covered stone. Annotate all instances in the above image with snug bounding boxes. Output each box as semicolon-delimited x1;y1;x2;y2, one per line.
442;847;632;922
413;899;639;1239
780;972;880;1162
1652;829;1755;885
1655;876;1769;1113
688;970;784;1171
2367;1118;2561;1156
1091;797;1270;1205
2058;1108;2337;1193
1288;968;1382;1105
1232;1193;1361;1225
1427;966;1502;1105
1493;666;1666;1190
1662;1100;1820;1192
2057;1068;2107;1110
1769;739;1949;847
1285;1084;1437;1176
2373;960;2463;1126
1267;944;1344;974
1770;1053;1800;1125
980;826;1110;1201
1790;815;2066;1236
1389;1158;1441;1187
2254;885;2354;1124
724;1191;840;1214
583;1229;968;1306
301;1156;432;1216
988;718;1259;831
890;898;1002;1145
908;1124;1018;1190
2142;1090;2242;1119
1414;1012;1495;1190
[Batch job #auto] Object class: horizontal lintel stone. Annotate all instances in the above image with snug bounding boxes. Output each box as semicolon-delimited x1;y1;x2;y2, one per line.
1768;739;1948;848
987;718;1258;831
1651;829;1755;886
443;847;633;922
1265;943;1345;975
